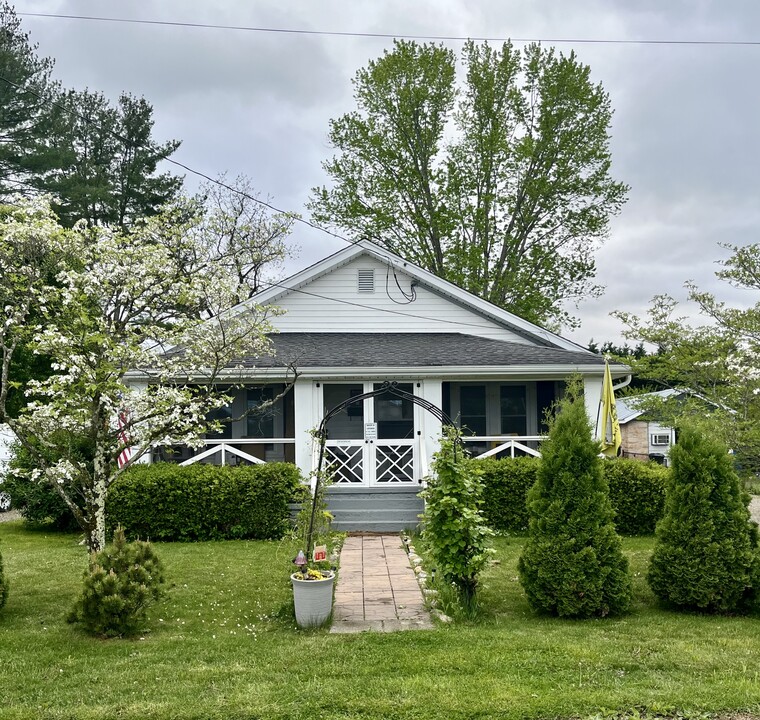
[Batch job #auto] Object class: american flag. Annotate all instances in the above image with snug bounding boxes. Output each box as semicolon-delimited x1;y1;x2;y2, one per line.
117;411;133;469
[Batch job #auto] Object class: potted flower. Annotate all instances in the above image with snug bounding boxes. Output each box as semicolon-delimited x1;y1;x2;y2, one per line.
291;550;335;628
290;435;337;629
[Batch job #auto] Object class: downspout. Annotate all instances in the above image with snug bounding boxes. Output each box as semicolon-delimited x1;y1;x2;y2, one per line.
612;375;633;392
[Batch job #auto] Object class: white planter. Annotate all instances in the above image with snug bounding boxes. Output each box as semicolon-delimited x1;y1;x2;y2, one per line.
291;571;335;628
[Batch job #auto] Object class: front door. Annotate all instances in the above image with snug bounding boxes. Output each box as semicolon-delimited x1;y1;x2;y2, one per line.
323;382;418;486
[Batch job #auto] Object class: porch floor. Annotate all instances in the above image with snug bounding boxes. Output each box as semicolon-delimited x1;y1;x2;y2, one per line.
330;535;434;633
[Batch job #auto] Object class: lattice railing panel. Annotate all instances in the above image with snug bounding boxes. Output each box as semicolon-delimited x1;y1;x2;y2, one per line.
375;444;415;483
325;445;364;484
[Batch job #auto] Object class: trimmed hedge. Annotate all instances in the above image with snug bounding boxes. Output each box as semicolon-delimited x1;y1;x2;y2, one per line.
478;456;668;535
107;462;304;541
604;458;667;535
479;457;538;532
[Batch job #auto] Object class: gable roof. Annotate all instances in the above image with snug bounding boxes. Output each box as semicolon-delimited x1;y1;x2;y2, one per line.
240;239;594;355
238;332;607;370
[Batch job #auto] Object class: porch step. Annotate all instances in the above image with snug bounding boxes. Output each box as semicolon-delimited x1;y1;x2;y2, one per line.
327;487;424;532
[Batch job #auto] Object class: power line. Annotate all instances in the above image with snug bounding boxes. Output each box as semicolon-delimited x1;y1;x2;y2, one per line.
255;278;516;334
17;11;760;47
0;74;505;334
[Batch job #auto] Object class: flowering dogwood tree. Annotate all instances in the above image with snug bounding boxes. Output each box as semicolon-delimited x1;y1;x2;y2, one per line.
0;196;277;552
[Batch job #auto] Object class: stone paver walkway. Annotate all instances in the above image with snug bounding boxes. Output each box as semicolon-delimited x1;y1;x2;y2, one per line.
330;534;434;633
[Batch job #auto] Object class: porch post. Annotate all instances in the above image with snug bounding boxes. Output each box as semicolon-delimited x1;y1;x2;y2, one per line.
293;379;316;481
419;379;443;478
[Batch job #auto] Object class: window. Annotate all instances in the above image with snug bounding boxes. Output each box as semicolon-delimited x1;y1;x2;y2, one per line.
500;385;527;435
460;385;487;436
247;387;275;438
651;434;670;446
206;403;232;440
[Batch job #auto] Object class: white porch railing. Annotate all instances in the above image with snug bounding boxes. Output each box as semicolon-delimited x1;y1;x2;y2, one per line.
461;435;547;459
176;438;296;466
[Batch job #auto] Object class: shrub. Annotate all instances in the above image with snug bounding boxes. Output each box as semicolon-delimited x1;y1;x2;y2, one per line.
604;458;667;535
68;527;165;637
421;426;494;606
478;456;666;535
107;462;303;541
518;378;632;618
478;456;537;532
0;540;7;610
647;425;760;612
2;435;89;530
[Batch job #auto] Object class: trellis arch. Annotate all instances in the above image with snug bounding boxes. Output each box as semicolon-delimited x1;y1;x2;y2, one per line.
306;381;457;555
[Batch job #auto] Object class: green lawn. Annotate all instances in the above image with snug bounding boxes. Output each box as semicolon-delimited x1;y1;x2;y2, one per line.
1;523;759;720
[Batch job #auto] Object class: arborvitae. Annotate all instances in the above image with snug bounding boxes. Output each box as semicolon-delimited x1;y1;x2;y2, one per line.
0;540;7;610
518;379;631;617
648;425;760;612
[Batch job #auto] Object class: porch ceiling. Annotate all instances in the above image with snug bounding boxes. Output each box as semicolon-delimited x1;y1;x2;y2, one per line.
235;332;607;370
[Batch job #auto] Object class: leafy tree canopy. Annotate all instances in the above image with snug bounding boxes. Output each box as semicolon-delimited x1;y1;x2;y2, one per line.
614;243;760;474
310;39;628;329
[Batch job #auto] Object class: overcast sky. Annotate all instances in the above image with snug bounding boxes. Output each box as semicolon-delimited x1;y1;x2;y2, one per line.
14;0;760;347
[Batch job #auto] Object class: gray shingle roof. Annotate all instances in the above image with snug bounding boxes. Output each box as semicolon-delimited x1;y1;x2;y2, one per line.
240;333;603;368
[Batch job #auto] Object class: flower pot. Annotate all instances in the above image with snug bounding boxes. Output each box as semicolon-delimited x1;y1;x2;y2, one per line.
291;571;335;628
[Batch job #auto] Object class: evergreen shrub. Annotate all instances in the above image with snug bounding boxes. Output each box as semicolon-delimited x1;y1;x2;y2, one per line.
518;379;632;618
647;425;760;612
107;462;303;541
68;527;165;637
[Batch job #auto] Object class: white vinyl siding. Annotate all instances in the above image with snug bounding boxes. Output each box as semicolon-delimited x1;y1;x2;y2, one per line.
268;254;532;344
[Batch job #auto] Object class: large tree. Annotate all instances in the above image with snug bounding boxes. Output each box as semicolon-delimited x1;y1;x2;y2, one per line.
310;40;628;329
30;89;183;229
0;2;57;195
0;196;275;552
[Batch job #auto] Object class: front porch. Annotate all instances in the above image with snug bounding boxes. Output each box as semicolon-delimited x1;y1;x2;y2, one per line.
150;377;566;530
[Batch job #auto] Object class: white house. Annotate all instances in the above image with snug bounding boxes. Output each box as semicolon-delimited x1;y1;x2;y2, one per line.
134;240;630;530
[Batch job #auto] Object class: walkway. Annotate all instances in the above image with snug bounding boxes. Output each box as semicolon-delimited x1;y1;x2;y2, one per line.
330;534;434;633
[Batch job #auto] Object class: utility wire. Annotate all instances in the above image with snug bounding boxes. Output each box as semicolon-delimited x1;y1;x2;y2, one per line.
17;11;760;47
0;73;520;335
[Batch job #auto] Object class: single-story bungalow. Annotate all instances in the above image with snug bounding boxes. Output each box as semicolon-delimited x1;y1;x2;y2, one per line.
134;239;630;531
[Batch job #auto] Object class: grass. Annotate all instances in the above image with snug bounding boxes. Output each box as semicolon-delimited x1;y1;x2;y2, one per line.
1;523;760;720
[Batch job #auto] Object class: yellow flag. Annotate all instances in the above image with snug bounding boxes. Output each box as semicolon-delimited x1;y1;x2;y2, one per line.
599;361;621;457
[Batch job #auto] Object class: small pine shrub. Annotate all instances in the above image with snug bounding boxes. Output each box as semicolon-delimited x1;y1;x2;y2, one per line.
518;378;632;618
421;426;494;606
647;425;760;612
68;527;166;637
0;541;8;610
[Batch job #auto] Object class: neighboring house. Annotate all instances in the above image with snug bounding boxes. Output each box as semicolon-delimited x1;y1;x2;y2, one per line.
130;240;630;530
617;389;682;466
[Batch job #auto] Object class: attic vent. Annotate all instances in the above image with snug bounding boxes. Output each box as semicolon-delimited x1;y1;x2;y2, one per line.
357;268;375;293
